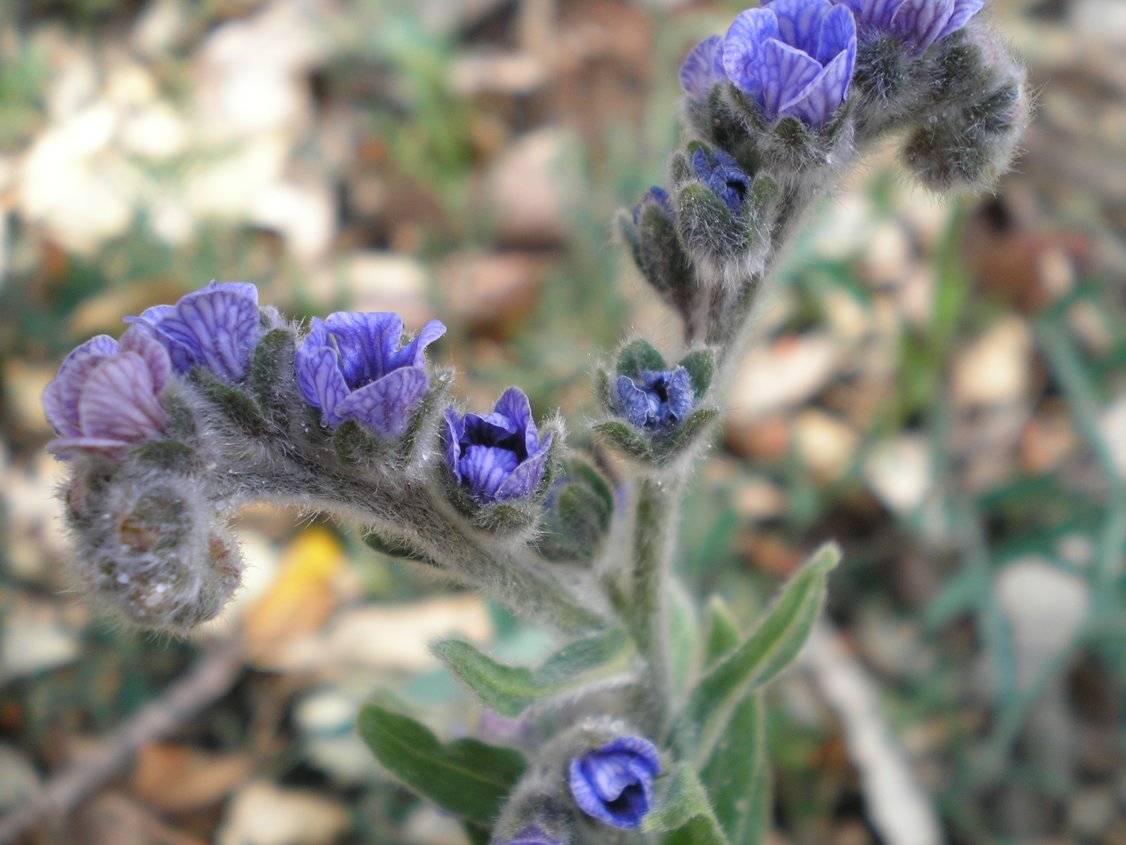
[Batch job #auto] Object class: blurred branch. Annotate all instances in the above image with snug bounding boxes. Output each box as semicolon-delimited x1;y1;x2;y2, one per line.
0;636;243;844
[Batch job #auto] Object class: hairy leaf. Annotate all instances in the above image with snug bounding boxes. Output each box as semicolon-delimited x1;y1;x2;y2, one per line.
643;764;730;845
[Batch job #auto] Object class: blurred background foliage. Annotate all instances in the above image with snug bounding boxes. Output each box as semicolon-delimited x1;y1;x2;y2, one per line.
0;0;1124;843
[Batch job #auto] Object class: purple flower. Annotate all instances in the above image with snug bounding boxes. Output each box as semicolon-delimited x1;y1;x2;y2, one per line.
680;35;727;98
125;281;261;382
568;736;661;829
444;387;553;503
296;312;446;436
835;0;984;50
43;327;172;455
691;148;751;214
723;0;858;127
615;368;694;431
502;827;563;845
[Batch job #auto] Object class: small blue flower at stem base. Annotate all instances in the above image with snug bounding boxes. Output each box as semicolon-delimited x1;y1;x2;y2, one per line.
42;327;172;456
724;0;858;128
691;148;751;215
502;826;564;845
295;312;446;436
125;281;261;382
615;368;695;431
835;0;985;51
680;35;727;98
568;736;661;829
444;387;553;503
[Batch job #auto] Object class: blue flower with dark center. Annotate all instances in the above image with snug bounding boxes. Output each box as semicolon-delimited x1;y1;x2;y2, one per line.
444;387;553;503
615;367;695;431
568;736;661;829
691;148;752;215
680;35;727;98
296;312;446;437
125;281;262;382
724;0;858;127
43;327;172;456
835;0;984;50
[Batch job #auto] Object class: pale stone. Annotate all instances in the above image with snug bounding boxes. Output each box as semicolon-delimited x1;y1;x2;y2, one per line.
485;128;582;245
1098;392;1126;480
794;409;858;480
862;222;912;286
248;179;336;262
0;590;83;683
728;333;838;423
865;435;932;515
120;101;188;159
951;316;1032;407
218;781;350;845
448;51;547;96
334;251;434;328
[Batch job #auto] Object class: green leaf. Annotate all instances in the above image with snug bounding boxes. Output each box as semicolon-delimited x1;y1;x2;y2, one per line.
594;421;655;462
643;765;730;845
433;628;635;718
677;350;715;399
703;596;741;666
357;700;526;826
677;543;840;765
668;579;700;695
189;368;269;437
658;408;720;460
617;339;667;377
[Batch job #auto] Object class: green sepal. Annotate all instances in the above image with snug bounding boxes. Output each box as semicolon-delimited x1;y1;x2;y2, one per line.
852;34;910;108
363;531;439;567
924;29;990;107
247;328;297;419
357;697;526;826
433;627;635;718
675;543;841;765
537;463;614;562
725;85;855;174
675;182;749;263
400;368;454;463
188;368;270;437
677;349;715;399
131;438;197;472
643;764;730;845
656;407;720;461
617;339;667;378
669;150;692;184
593;421;656;462
636;200;697;321
594;367;613;411
332;419;393;466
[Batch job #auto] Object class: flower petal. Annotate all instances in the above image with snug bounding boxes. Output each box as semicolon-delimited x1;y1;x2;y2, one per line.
938;0;985;41
493;386;539;455
761;38;824;119
77;353;168;443
296;344;350;425
494;432;553;500
460;445;519;501
444;408;465;483
680;35;726;97
616;375;659;427
890;0;955;50
780;36;856;126
837;0;902;30
723;8;781;98
120;326;173;396
148;282;261;381
43;335;119;437
769;0;831;57
323;311;404;387
335;366;428;437
815;2;858;65
389;318;446;370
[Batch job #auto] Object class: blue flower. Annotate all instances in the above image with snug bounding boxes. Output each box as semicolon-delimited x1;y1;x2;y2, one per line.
444;387;553;503
723;0;857;127
632;186;674;226
691;148;752;215
835;0;984;50
43;327;172;456
615;368;695;431
126;281;261;382
295;312;446;436
568;736;661;829
680;35;727;98
502;827;563;845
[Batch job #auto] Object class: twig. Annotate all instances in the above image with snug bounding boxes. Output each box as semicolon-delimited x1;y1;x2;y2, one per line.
0;636;244;844
797;619;945;845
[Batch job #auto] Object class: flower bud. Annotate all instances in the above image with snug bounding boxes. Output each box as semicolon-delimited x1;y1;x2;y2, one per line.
568;736;661;829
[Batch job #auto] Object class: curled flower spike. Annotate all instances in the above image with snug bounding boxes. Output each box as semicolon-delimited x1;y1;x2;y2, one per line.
43;327;172;456
836;0;985;51
568;736;661;829
126;281;261;382
680;35;727;99
296;312;446;436
615;368;695;431
724;0;858;127
691;147;752;215
444;387;553;503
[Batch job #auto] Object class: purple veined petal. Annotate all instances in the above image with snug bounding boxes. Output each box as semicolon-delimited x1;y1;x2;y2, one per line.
938;0;986;40
335;366;428;437
389;319;446;370
816;3;858;64
461;445;520;501
77;353;168;443
660;368;695;423
119;326;173;396
836;0;902;30
154;284;261;381
322;311;403;387
462;411;520;449
494;432;553;500
600;736;662;775
443;408;466;483
493;387;538;455
723;8;781;97
781;36;856;126
42;335;119;437
296;344;350;425
680;35;726;97
769;0;831;57
890;0;955;50
761;38;824;119
616;375;658;428
47;435;136;456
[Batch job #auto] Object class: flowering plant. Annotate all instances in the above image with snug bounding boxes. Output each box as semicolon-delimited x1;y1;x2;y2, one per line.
41;1;1026;842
